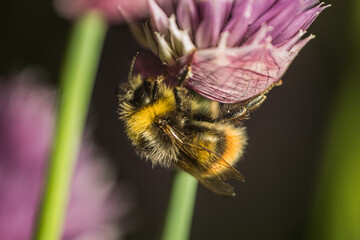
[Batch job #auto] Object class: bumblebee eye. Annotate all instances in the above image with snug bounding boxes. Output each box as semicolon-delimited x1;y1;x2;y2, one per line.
144;97;150;104
156;119;165;128
127;81;153;107
180;117;189;125
126;89;133;96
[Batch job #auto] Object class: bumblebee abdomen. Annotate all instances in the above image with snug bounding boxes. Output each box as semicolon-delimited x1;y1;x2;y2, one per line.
191;123;247;174
220;125;247;167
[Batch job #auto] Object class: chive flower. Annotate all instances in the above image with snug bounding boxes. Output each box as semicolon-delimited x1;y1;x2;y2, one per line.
0;74;132;239
132;0;328;103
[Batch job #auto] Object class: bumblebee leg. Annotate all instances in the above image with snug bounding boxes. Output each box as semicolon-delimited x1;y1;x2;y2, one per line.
215;106;247;123
263;79;283;94
174;65;192;112
232;79;280;112
233;80;280;113
244;94;267;112
150;75;167;102
176;64;191;88
174;86;191;114
214;94;267;123
151;79;159;101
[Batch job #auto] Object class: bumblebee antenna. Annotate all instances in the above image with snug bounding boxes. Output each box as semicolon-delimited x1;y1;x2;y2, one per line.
128;52;139;83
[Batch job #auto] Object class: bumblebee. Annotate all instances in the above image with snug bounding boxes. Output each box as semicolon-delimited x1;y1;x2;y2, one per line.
118;65;273;196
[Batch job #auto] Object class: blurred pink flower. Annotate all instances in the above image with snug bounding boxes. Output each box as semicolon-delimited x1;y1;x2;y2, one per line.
0;73;133;239
54;0;169;23
132;0;329;103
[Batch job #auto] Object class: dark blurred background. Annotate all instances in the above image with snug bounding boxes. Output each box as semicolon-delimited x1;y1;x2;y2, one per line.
1;0;351;239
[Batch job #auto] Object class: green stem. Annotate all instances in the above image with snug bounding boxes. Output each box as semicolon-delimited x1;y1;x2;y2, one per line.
34;11;107;240
309;73;360;240
309;3;360;240
162;170;198;240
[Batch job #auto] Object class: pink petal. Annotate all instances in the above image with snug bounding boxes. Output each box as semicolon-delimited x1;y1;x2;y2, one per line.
246;0;302;41
195;0;234;48
273;3;328;45
222;0;252;47
277;33;315;77
185;39;305;103
149;0;169;34
247;0;277;24
176;0;199;37
303;0;320;10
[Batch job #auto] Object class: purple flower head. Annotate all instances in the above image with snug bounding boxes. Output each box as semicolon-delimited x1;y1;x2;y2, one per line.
133;0;329;103
0;73;133;239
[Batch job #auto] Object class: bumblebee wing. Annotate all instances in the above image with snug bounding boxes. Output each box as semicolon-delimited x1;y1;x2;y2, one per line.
185;46;282;103
176;158;239;197
169;125;245;181
162;124;244;197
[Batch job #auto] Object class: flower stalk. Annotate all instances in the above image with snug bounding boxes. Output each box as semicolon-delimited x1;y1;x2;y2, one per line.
162;170;198;240
310;66;360;240
34;11;107;240
309;2;360;240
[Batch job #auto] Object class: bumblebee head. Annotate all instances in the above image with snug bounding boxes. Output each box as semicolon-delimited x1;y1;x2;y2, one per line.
118;73;177;121
118;74;155;109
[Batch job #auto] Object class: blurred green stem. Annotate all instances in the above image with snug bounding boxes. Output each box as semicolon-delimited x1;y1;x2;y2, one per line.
162;170;198;240
309;2;360;240
35;11;107;240
310;72;360;240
